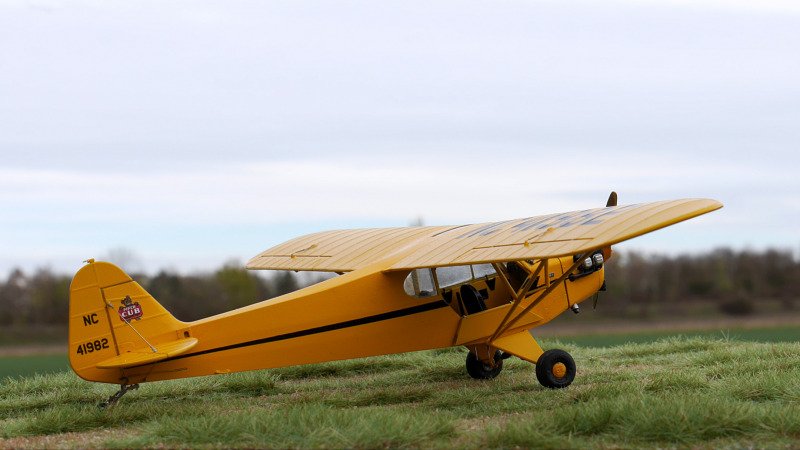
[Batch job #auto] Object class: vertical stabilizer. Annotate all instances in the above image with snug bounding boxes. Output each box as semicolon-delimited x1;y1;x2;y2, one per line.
68;260;191;384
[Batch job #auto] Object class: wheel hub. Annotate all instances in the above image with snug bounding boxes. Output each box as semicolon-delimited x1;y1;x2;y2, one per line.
552;362;567;378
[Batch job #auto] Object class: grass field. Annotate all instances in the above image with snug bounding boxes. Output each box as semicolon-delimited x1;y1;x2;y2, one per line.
2;335;800;448
2;325;797;379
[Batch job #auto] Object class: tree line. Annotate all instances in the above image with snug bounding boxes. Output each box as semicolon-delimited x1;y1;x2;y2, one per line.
0;262;312;325
1;248;798;326
600;248;799;317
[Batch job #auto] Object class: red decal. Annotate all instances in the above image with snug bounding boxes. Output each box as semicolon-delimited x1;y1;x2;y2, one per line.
118;295;143;321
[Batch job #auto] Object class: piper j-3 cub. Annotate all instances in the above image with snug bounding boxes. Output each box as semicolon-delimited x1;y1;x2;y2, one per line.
68;194;722;406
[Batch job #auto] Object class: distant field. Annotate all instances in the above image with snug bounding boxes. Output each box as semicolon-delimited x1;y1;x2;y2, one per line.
1;325;797;379
0;325;66;347
0;354;69;379
2;336;799;448
553;325;800;348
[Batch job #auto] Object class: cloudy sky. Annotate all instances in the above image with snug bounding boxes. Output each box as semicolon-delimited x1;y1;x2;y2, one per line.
1;0;798;275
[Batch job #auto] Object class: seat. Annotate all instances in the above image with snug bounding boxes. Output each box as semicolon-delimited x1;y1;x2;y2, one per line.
460;284;488;315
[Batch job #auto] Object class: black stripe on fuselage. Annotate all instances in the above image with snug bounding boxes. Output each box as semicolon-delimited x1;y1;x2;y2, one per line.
148;299;449;367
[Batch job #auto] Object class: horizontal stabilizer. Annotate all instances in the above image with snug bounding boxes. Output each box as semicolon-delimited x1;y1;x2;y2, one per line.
96;337;198;369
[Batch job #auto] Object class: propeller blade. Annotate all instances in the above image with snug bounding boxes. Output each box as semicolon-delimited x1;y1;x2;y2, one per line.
601;191;617;260
596;193;615;310
606;191;618;207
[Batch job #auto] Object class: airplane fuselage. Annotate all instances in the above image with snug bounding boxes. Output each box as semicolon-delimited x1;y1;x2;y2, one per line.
69;253;604;385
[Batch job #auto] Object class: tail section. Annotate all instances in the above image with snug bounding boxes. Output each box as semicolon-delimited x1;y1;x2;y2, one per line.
69;260;196;384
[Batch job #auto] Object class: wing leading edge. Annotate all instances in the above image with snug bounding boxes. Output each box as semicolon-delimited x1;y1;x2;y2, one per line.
246;198;722;273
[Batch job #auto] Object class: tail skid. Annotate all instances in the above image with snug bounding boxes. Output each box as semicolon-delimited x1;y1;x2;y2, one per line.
68;260;197;384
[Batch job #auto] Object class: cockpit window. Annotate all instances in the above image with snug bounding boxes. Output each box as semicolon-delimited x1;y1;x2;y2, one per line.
403;268;437;298
435;266;472;288
403;264;499;298
472;263;497;278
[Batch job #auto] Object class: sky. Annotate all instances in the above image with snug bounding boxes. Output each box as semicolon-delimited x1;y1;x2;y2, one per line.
1;0;799;276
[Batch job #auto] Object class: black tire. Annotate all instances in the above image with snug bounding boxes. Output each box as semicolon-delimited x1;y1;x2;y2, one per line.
535;349;576;389
466;350;503;379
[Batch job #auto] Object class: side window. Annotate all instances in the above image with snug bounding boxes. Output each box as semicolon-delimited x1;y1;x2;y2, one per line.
472;263;496;278
403;268;437;298
435;266;472;288
404;264;499;298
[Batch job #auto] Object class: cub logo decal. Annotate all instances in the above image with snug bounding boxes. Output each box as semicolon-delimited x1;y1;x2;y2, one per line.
118;295;143;322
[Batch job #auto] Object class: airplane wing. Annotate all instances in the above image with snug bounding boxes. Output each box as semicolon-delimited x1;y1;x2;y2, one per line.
246;198;722;273
246;225;458;272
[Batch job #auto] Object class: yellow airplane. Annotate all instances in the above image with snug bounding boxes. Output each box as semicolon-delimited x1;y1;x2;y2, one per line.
68;194;722;406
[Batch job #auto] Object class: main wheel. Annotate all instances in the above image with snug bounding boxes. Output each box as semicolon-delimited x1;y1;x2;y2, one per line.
466;350;503;379
535;349;576;389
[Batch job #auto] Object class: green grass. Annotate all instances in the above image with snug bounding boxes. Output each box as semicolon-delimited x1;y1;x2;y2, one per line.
1;325;798;379
2;336;800;448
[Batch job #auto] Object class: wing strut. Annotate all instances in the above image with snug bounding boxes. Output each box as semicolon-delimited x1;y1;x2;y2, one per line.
489;253;589;343
488;260;546;343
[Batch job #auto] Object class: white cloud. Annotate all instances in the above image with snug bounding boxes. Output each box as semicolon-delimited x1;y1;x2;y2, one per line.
613;0;800;14
0;153;755;228
1;0;798;274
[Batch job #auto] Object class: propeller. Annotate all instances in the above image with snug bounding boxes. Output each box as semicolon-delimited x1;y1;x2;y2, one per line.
606;191;617;207
601;191;617;262
595;191;617;309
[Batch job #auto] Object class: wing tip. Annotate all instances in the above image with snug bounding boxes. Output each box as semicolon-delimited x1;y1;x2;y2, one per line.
691;198;724;215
